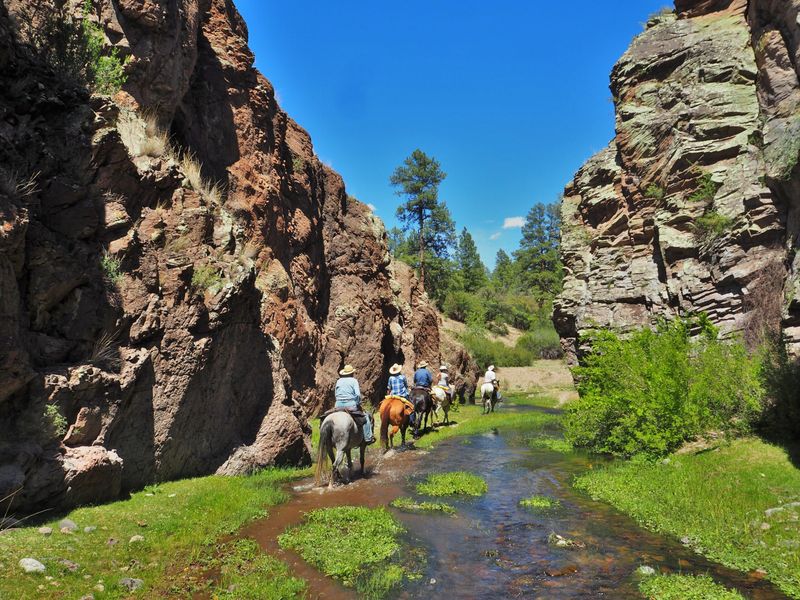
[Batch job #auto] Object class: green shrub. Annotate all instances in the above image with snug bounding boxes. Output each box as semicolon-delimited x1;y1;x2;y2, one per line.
519;495;560;510
17;0;127;94
644;183;665;200
459;328;535;368
696;210;734;241
101;253;122;285
639;573;745;600
688;172;721;204
44;404;67;437
192;264;223;291
564;317;764;458
443;290;485;325
516;325;563;359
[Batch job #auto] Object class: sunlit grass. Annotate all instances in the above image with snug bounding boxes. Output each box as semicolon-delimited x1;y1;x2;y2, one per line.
519;495;560;511
576;439;800;597
639;573;745;600
416;472;487;497
0;468;310;599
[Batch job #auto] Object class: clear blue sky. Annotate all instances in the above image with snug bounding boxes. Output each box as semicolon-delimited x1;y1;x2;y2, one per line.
235;1;668;268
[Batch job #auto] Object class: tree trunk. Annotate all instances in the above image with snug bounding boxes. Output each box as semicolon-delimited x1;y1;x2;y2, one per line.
418;209;425;288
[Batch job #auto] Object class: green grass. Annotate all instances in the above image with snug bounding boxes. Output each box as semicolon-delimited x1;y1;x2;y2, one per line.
390;497;455;514
191;263;223;291
0;467;309;599
409;397;562;451
527;436;573;453
416;472;487;497
519;495;560;510
639;573;745;600
278;506;415;599
575;439;800;597
212;539;306;599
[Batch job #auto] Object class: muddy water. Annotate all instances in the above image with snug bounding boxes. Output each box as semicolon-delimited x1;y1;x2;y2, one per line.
244;406;790;599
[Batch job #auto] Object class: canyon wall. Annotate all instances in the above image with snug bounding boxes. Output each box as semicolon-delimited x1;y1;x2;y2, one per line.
555;0;800;363
0;0;470;511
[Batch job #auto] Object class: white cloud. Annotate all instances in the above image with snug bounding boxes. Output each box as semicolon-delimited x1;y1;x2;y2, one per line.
503;216;525;229
367;203;376;212
489;232;501;240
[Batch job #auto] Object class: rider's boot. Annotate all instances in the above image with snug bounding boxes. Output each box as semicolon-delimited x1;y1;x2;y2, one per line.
363;414;376;444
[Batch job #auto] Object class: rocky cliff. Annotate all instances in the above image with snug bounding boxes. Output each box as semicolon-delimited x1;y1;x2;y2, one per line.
555;0;800;363
0;0;467;511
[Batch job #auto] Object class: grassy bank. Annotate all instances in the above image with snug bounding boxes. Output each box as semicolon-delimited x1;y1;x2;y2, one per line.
575;438;800;598
0;467;310;599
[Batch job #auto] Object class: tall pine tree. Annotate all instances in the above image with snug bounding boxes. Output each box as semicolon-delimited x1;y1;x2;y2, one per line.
513;202;562;296
389;149;448;288
456;228;487;293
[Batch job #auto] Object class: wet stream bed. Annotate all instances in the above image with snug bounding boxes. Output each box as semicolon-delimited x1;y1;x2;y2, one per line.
241;405;790;599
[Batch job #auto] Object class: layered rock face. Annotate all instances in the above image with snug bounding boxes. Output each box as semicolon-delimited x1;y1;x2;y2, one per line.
555;0;800;363
0;0;464;510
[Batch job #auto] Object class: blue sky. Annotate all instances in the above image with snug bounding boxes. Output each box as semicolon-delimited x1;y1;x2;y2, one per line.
235;1;668;267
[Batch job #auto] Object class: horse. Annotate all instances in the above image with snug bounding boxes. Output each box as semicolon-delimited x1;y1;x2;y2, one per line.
431;386;453;425
314;411;366;489
410;386;433;437
481;380;501;414
378;396;413;451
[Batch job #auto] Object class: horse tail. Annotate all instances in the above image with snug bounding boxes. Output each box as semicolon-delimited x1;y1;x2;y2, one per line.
315;417;333;486
379;398;392;449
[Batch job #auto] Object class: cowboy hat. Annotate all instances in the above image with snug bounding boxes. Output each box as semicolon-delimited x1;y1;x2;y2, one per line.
487;365;495;371
418;361;429;369
439;365;448;371
339;364;355;376
389;363;401;375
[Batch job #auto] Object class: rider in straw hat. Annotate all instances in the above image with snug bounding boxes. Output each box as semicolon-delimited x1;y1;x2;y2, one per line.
334;364;375;443
386;363;409;399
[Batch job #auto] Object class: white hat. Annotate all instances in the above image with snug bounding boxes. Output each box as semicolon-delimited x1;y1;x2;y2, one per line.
418;361;429;369
487;365;495;371
339;364;355;376
389;363;401;375
439;365;448;371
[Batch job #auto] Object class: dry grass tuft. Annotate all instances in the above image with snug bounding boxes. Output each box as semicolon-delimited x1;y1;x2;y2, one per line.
0;168;39;200
117;110;173;159
180;152;225;206
90;330;120;371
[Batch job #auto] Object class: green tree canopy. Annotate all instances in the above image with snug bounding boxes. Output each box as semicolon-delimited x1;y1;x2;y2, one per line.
390;149;449;287
513;202;562;297
456;228;487;293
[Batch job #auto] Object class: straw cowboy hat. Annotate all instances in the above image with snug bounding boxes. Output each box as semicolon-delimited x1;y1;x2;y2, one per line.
487;365;495;371
439;365;448;371
389;363;402;375
339;364;356;376
418;361;429;369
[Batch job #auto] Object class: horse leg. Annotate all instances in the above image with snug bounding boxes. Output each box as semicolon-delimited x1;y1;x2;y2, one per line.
359;444;366;475
330;448;345;489
390;425;399;448
345;450;353;483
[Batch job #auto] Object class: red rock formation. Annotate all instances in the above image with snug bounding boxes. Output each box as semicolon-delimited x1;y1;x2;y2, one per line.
555;0;800;363
0;0;467;510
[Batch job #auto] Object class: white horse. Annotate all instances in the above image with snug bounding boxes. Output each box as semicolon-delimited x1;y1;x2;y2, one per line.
431;386;453;424
314;411;366;489
481;381;501;414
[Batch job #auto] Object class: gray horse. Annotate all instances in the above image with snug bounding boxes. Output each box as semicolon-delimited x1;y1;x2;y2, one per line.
314;411;366;488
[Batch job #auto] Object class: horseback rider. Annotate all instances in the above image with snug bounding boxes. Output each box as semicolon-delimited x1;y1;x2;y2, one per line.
387;363;410;399
334;364;376;444
413;361;433;389
484;365;501;400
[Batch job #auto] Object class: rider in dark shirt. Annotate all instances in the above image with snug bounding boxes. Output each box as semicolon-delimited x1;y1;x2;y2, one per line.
413;361;433;388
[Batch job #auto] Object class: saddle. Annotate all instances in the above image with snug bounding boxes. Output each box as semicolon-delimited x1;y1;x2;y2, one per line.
319;406;367;426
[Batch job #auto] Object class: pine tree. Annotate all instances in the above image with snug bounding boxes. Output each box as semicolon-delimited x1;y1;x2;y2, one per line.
456;228;487;293
390;149;448;288
492;249;515;289
513;202;562;296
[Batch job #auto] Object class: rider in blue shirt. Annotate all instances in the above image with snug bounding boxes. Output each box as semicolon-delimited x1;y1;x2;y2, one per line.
413;361;433;388
334;364;375;443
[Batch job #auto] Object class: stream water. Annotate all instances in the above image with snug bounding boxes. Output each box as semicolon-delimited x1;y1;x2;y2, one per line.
242;404;790;599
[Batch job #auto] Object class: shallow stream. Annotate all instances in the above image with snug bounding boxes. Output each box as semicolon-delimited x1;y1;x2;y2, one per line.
242;404;789;599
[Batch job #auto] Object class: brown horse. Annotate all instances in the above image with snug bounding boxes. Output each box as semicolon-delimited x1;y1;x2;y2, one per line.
379;395;413;452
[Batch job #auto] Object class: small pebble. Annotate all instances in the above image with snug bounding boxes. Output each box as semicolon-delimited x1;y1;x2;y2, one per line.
129;534;145;544
58;559;79;572
637;565;656;576
94;583;105;592
84;526;97;533
760;522;771;531
38;527;52;536
19;558;46;573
